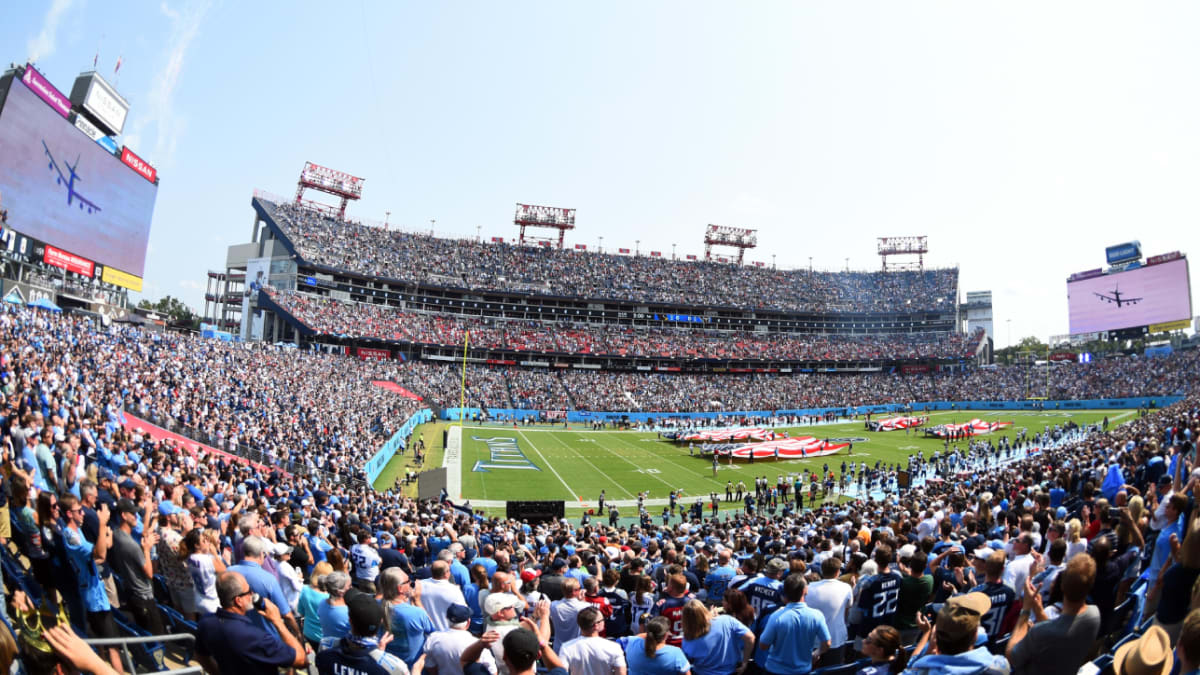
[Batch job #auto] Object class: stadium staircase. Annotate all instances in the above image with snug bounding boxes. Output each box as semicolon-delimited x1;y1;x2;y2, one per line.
555;370;579;411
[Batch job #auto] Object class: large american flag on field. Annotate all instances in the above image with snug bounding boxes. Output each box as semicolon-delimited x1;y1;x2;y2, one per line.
679;427;777;442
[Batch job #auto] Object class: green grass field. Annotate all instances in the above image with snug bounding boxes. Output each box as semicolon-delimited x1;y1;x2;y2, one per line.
455;409;1133;505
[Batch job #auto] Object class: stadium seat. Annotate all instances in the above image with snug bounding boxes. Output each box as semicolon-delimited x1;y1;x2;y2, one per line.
1090;653;1114;675
813;659;872;675
0;547;41;602
111;609;166;671
152;574;173;606
157;604;197;661
1106;597;1136;648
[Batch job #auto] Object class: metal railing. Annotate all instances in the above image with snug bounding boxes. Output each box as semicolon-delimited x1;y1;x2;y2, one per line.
86;632;201;674
126;407;366;488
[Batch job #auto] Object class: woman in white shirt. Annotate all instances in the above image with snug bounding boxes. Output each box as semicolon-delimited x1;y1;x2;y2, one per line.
184;528;226;615
274;542;304;612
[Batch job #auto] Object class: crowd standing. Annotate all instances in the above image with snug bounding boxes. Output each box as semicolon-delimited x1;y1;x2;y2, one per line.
1;300;1199;675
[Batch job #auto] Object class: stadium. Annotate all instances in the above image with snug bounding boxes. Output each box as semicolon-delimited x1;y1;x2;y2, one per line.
0;12;1199;675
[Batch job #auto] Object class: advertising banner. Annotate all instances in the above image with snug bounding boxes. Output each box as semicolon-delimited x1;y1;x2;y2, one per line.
357;347;390;360
21;65;71;118
72;113;104;141
43;244;95;277
365;408;433;486
100;265;143;291
120;146;157;183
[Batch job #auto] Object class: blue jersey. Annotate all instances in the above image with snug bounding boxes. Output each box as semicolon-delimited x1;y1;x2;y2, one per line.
854;571;902;636
970;581;1017;639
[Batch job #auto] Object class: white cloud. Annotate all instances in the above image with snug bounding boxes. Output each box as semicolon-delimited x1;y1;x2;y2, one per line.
26;0;76;63
126;0;211;168
179;279;204;291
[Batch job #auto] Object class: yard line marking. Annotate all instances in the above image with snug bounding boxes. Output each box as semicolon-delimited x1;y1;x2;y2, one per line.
542;433;636;499
586;437;679;493
515;429;580;501
606;434;728;492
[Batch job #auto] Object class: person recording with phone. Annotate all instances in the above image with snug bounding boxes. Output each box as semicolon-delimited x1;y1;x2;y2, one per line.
107;497;166;635
197;570;308;674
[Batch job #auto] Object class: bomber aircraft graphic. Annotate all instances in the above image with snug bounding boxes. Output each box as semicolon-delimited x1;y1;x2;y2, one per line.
43;141;101;214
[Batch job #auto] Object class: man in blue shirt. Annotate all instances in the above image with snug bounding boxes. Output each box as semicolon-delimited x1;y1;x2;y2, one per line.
759;574;831;675
705;549;737;604
1146;495;1187;582
197;571;308;675
62;495;123;673
229;535;303;639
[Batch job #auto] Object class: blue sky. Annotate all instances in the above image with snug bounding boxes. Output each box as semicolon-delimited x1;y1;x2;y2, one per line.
5;1;1200;347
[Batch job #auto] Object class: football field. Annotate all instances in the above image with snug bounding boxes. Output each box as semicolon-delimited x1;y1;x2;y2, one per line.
452;409;1132;506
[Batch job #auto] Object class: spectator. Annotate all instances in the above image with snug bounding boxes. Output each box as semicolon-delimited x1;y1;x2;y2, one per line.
806;556;853;667
423;560;469;632
183;528;226;616
678;599;754;675
424;604;496;675
107;497;166;635
904;593;1009;675
969;551;1017;642
380;567;434;668
855;625;909;675
896;551;934;644
1110;624;1174;675
319;571;355;649
758;573;831;675
229;535;302;639
1174;609;1200;675
196;571;308;675
316;592;412;675
624;616;691;675
551;577;592;652
299;561;334;650
1006;555;1100;675
558;606;627;675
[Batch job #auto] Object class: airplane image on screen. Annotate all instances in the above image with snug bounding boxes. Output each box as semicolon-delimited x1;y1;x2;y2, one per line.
42;141;101;214
1094;286;1141;307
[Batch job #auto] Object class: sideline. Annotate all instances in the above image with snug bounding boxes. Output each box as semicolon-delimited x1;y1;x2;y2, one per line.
443;426;463;500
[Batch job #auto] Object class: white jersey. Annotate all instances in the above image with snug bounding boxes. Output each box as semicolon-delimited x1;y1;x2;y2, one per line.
350;543;382;582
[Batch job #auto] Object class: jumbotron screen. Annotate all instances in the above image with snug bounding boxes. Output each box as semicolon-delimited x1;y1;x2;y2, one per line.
0;78;157;277
1067;258;1192;334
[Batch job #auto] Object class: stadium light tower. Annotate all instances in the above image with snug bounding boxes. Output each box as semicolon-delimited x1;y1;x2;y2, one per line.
515;203;576;249
703;225;758;264
294;162;363;219
877;236;928;272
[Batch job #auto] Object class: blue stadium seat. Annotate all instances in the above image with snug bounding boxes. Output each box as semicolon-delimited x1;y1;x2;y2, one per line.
157;603;197;661
813;658;872;675
111;609;166;672
152;574;173;606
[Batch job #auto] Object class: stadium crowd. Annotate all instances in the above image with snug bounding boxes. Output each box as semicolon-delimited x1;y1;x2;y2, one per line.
405;351;1199;414
268;201;960;314
2;293;1198;675
264;289;984;363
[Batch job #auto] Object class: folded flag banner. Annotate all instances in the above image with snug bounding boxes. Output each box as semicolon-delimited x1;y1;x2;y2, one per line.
923;419;1013;438
867;415;928;432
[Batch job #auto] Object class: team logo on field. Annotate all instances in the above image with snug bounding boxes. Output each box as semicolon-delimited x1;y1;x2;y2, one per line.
828;437;869;444
470;436;542;472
